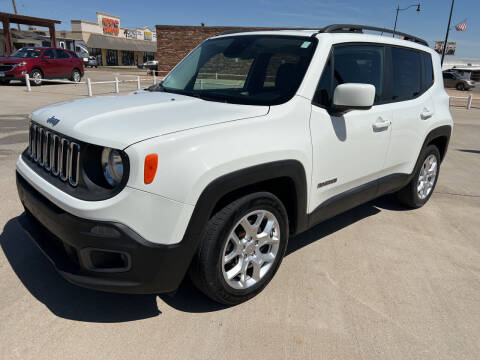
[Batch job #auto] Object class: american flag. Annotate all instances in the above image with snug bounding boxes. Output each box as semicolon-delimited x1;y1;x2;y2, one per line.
455;20;467;31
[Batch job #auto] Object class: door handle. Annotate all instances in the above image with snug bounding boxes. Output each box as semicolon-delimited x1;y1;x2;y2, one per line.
420;108;434;120
372;117;391;131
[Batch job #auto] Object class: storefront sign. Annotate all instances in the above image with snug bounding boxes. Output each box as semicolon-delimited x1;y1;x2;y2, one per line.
124;29;137;39
144;31;152;41
103;17;119;36
434;41;456;56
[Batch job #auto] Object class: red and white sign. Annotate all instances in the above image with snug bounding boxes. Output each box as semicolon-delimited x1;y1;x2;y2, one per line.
102;17;119;36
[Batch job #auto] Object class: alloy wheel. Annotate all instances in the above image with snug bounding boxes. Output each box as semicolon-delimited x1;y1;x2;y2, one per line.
221;210;280;290
31;71;42;85
72;71;81;82
417;154;437;200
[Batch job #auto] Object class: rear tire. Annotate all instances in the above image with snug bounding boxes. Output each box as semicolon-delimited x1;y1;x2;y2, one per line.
189;192;289;305
395;145;441;208
70;69;81;83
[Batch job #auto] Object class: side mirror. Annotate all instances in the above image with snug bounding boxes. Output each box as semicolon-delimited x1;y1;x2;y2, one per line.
332;83;375;114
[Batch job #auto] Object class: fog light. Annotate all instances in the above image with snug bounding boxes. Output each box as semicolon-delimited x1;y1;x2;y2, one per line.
80;248;131;272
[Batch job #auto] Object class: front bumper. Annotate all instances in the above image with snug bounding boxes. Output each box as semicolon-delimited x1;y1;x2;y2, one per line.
16;172;195;294
0;66;28;80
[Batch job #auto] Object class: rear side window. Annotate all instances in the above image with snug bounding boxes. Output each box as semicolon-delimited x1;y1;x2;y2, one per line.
391;47;421;101
55;50;70;59
313;44;384;107
421;52;434;90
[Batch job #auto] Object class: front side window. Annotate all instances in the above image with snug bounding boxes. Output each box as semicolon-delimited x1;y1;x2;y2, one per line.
391;47;421;101
313;44;384;107
42;49;56;59
161;35;317;105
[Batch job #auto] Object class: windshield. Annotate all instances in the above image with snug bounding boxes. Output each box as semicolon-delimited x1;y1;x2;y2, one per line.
161;35;317;105
10;48;43;58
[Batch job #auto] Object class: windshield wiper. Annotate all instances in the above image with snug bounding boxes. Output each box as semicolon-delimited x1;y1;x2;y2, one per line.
146;83;169;92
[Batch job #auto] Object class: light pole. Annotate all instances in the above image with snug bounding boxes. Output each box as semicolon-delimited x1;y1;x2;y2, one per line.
393;3;421;37
441;0;455;66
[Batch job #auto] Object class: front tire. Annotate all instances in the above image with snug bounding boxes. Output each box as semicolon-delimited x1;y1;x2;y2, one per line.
190;192;289;305
0;79;10;85
395;145;441;208
30;69;43;86
457;82;465;91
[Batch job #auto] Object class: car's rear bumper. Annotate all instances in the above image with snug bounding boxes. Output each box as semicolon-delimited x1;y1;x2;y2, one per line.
16;171;194;294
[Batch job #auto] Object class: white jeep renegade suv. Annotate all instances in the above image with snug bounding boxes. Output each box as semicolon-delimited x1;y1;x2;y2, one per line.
16;25;453;305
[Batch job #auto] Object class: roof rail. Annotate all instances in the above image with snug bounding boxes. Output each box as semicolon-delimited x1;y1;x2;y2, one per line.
217;29;263;36
216;28;319;36
315;24;429;47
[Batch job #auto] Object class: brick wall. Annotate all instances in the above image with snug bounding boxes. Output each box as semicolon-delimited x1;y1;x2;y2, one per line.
155;25;314;74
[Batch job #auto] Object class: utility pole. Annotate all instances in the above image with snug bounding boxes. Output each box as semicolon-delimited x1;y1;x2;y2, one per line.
441;0;455;66
11;0;21;30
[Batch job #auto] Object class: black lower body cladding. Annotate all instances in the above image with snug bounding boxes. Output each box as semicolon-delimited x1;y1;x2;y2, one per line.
16;172;195;294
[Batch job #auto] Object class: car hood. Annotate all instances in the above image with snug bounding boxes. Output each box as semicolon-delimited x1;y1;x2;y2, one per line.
0;57;29;63
30;91;269;149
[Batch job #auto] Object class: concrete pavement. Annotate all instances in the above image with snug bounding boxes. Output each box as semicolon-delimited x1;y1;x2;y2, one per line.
0;75;479;359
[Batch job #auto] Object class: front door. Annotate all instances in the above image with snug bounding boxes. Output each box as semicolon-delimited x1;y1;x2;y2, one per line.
40;49;57;77
309;44;392;215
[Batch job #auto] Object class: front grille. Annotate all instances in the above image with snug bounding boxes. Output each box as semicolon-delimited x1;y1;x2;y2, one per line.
0;64;14;72
28;122;81;187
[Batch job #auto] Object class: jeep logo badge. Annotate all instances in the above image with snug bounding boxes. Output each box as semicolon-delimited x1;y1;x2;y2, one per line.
46;116;60;126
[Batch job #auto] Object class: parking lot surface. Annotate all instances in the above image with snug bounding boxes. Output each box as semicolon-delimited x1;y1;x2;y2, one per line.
0;70;479;359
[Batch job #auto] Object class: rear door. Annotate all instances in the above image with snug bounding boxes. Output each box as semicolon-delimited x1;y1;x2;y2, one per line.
309;43;392;212
382;47;435;176
55;49;73;77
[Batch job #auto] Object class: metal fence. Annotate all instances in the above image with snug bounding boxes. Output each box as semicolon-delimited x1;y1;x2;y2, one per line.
24;73;164;96
449;94;478;109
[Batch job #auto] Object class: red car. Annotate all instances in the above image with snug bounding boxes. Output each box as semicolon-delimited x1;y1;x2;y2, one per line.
0;47;84;86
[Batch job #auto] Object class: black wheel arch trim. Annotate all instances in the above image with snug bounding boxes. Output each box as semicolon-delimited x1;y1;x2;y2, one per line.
422;125;452;162
190;160;309;237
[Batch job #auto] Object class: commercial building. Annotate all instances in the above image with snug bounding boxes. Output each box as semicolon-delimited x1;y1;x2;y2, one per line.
155;25;316;75
71;12;156;66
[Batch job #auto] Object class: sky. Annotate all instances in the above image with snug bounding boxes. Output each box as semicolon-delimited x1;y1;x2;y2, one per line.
1;0;479;58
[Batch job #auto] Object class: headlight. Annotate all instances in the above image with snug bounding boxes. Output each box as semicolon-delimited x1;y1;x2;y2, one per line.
101;147;124;187
15;62;27;67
